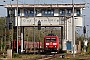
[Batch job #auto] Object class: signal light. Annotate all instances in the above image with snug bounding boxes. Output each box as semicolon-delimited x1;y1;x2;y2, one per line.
83;26;86;34
3;0;5;2
38;20;41;30
9;23;12;29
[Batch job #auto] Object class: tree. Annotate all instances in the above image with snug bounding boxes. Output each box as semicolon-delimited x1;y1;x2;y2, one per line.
86;42;90;54
75;32;84;51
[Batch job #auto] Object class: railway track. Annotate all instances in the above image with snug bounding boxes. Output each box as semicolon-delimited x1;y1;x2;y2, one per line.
24;54;65;60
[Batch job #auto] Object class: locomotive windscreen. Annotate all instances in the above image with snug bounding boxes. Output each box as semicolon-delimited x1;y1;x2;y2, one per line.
46;38;56;42
51;38;56;42
46;38;51;42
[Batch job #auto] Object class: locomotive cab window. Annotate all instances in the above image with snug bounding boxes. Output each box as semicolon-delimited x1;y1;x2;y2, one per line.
51;38;56;42
46;38;50;42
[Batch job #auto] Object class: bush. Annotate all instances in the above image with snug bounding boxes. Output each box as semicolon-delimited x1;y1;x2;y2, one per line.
86;42;90;54
12;53;22;58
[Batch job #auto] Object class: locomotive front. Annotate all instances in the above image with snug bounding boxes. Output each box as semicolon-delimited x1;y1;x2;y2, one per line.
44;34;59;53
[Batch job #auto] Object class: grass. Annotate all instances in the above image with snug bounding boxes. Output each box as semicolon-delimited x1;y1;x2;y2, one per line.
0;51;41;60
56;57;80;60
20;54;40;59
56;53;90;60
12;53;41;60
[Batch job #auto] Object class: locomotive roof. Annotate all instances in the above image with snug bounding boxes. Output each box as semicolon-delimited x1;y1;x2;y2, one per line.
47;34;56;36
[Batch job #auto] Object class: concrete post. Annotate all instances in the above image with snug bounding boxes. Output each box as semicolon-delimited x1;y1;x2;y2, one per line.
7;49;12;58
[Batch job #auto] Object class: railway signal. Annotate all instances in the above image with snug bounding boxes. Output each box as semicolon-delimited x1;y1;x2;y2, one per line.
83;26;86;34
38;20;41;54
38;20;41;30
9;23;12;29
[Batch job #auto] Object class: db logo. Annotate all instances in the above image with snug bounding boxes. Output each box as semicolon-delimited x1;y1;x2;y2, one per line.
50;42;52;45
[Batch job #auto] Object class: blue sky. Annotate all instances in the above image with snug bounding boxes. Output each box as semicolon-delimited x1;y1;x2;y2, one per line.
0;0;90;36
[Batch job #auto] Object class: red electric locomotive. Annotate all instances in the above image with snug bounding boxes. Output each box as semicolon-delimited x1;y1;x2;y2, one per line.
44;34;61;53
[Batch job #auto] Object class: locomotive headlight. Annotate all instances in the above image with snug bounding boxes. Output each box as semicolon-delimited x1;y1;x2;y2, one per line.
55;46;56;48
53;43;57;45
46;46;47;47
46;43;49;45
